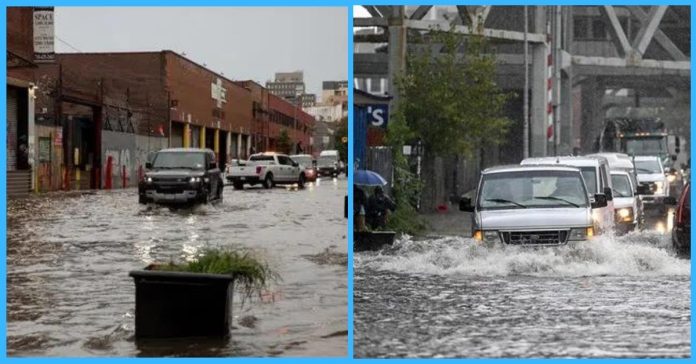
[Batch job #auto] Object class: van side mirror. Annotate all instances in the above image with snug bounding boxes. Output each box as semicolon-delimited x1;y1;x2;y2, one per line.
459;197;474;212
603;187;613;201
209;162;217;170
664;196;677;205
591;194;608;209
145;162;152;169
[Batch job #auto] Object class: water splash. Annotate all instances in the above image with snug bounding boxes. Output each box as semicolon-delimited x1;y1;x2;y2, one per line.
356;232;689;277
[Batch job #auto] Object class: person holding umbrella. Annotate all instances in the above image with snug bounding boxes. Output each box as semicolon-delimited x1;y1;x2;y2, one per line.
366;185;396;230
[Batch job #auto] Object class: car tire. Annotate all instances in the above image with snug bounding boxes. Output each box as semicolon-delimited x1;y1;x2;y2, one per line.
263;173;274;189
233;181;244;190
298;173;306;189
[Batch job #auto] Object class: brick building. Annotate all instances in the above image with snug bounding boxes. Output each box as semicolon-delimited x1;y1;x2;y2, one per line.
31;50;313;192
7;7;44;198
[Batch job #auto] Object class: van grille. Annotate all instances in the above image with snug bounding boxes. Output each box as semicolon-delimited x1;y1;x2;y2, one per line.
501;230;568;245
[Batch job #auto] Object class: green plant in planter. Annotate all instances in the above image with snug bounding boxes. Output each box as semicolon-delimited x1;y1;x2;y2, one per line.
152;248;280;304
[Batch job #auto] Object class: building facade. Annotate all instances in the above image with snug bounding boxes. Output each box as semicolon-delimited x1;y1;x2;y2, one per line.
266;70;317;108
7;7;44;198
29;50;313;192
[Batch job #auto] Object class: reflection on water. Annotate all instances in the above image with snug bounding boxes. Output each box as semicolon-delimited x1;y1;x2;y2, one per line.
8;178;347;357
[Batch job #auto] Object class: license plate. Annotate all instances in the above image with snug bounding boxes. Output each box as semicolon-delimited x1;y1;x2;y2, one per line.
240;177;246;181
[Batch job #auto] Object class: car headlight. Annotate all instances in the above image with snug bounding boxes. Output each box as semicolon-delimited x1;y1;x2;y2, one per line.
569;227;594;241
616;207;633;222
667;174;676;182
189;177;201;183
473;230;499;243
654;181;664;193
145;177;153;183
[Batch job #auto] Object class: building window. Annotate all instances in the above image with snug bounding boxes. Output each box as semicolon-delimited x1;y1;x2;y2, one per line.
573;16;590;40
592;19;608;40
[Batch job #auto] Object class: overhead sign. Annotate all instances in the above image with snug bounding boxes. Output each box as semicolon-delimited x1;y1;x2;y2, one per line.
33;7;55;63
366;104;388;128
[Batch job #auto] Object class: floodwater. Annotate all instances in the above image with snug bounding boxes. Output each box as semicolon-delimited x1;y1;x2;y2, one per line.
354;231;690;358
7;177;347;357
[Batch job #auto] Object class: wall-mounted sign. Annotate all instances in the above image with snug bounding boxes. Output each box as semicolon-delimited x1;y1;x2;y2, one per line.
367;104;389;128
39;137;51;162
33;7;55;63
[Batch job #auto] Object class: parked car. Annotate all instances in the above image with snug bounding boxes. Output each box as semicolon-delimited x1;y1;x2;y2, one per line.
139;148;223;205
227;152;306;190
610;170;643;234
459;164;607;246
289;154;318;182
666;182;690;256
634;155;671;218
317;150;342;177
521;156;615;234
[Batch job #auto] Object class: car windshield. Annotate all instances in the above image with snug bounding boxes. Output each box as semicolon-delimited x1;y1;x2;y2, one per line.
578;167;598;194
152;152;205;170
318;156;336;166
611;174;633;198
250;155;276;163
624;137;667;156
292;156;312;166
635;159;662;174
479;170;588;210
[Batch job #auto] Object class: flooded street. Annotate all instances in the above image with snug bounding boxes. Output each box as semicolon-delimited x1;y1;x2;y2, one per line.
7;177;347;357
354;231;690;358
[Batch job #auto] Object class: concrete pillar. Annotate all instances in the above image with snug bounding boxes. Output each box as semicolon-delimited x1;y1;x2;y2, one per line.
388;5;406;107
560;70;573;155
27;87;36;191
226;131;232;161
200;126;206;149
580;77;603;153
214;128;219;157
183;124;191;148
237;133;243;159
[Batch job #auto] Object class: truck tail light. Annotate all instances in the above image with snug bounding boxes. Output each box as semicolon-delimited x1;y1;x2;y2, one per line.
256;166;263;175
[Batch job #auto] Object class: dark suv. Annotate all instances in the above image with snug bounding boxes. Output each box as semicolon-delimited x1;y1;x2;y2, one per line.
139;148;223;205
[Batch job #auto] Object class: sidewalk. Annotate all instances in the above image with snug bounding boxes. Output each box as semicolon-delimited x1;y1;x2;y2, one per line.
419;206;472;237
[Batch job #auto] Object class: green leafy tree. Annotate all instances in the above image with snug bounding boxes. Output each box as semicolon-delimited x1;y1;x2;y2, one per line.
398;25;511;158
334;116;348;162
277;129;292;155
385;24;511;233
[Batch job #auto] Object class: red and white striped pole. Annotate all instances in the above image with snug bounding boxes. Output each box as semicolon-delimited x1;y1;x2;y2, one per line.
546;22;554;146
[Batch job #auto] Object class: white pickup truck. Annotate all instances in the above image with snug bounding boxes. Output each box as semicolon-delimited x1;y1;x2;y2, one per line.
227;152;306;190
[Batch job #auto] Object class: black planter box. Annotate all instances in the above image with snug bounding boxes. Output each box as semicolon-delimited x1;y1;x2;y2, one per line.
354;231;396;252
129;270;236;339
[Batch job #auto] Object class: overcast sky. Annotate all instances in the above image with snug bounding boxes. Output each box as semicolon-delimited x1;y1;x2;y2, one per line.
54;7;347;99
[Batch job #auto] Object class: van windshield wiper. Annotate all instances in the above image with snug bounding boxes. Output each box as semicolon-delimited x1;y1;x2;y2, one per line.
484;198;527;208
534;196;580;208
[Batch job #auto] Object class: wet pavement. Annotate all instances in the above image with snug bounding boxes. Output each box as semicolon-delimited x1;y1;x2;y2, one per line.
354;230;690;358
7;177;347;357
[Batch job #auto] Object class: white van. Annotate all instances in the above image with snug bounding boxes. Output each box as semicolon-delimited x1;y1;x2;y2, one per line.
521;156;615;234
318;150;343;177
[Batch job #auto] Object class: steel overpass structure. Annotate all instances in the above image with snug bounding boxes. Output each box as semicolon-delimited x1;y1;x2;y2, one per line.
354;6;690;157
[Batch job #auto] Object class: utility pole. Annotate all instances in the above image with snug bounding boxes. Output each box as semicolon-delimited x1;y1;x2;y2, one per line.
523;6;530;159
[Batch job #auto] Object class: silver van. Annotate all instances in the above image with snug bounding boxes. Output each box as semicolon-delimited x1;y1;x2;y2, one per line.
459;165;607;246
